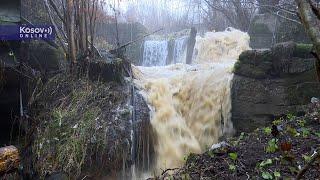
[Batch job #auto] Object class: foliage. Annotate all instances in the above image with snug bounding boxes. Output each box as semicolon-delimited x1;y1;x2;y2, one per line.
259;159;273;168
272;118;283;126
302;154;312;162
208;150;215;158
286;126;299;137
314;131;320;137
159;105;320;179
264;127;272;135
293;43;313;58
229;164;236;172
31;74;131;178
301;127;310;137
266;139;279;153
232;132;245;146
286;113;296;121
261;171;273;179
34;82;105;177
273;171;281;178
228;152;238;161
297;119;306;127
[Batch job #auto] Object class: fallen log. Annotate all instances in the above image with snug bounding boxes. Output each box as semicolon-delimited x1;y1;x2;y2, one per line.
0;146;20;175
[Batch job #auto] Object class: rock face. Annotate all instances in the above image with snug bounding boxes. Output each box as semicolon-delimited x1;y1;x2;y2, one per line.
232;42;320;133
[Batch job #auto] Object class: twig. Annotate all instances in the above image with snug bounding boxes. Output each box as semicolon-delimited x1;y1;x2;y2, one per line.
110;28;164;53
161;168;179;175
28;77;42;106
81;175;88;180
296;147;320;179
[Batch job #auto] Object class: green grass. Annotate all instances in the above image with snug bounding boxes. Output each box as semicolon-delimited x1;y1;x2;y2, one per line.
33;80;107;177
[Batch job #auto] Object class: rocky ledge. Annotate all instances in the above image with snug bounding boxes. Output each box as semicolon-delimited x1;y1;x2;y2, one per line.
232;42;320;134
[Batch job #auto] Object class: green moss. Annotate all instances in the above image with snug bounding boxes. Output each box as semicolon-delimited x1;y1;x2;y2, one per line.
251;67;267;79
260;52;273;63
232;61;241;73
293;43;313;58
186;153;198;164
238;51;251;63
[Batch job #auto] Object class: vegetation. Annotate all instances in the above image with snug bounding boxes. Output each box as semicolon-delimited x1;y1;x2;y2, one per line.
159;102;320;179
30;74;131;178
1;0;320;179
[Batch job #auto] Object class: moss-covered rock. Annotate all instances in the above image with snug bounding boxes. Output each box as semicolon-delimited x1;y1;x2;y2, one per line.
235;49;273;79
234;42;316;79
293;43;313;58
232;41;320;134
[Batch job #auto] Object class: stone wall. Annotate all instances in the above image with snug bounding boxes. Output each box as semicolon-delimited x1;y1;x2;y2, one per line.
232;42;320;133
249;14;310;49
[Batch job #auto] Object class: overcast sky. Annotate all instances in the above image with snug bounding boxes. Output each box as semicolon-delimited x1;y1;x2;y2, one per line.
105;0;190;17
104;0;203;31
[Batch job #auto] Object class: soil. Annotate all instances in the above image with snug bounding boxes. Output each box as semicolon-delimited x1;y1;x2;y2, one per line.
157;102;320;180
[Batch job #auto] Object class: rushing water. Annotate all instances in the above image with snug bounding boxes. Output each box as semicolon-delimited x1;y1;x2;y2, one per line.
133;28;251;174
173;36;188;64
142;40;168;67
142;36;189;66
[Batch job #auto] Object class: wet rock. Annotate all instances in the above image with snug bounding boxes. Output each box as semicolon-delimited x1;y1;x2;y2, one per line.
232;42;320;134
210;141;230;150
311;97;319;104
234;42;315;79
78;58;131;83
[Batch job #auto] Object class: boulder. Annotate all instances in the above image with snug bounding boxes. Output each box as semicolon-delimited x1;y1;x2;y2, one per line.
232;42;320;134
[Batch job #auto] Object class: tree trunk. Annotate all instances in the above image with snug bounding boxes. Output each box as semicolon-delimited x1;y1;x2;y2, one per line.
296;0;320;81
66;0;76;66
79;0;86;55
0;146;20;175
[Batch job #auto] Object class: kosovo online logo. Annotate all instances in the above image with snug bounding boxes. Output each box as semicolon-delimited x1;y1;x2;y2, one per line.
0;25;55;40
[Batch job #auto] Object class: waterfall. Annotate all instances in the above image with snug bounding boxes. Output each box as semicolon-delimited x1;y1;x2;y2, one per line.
142;36;189;66
133;28;251;174
142;40;168;67
173;36;188;64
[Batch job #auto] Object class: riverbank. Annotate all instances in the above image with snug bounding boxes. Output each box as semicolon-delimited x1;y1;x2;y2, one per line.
158;100;320;179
